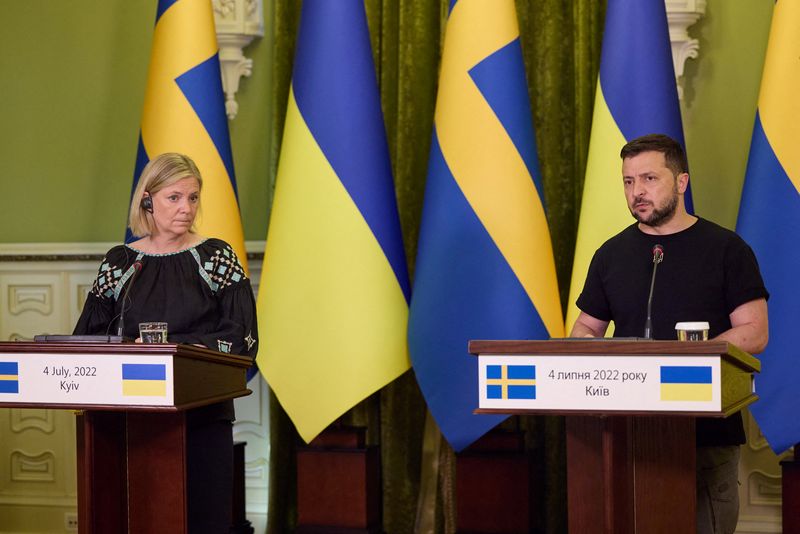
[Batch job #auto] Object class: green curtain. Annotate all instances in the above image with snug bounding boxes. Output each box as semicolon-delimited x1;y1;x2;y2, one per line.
265;1;605;533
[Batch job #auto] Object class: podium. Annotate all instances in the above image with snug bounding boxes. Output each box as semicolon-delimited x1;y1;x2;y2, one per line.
0;341;252;533
469;339;760;534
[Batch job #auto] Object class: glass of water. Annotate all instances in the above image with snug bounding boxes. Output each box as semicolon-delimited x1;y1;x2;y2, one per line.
139;322;168;343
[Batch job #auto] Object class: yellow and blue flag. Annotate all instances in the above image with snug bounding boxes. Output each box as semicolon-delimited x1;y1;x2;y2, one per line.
659;365;712;402
258;0;410;443
408;0;563;451
737;0;800;454
565;0;692;333
122;363;167;397
486;365;536;400
129;0;247;270
0;362;19;394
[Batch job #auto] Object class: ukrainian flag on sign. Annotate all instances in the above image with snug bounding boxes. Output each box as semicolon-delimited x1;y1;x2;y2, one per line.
486;365;536;400
0;362;19;394
129;0;247;271
408;0;563;452
565;0;692;333
738;0;800;455
660;366;712;402
258;0;410;443
122;363;167;397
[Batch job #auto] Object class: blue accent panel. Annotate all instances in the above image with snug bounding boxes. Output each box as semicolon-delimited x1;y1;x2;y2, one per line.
449;0;457;15
246;363;259;382
507;365;536;380
599;0;693;213
0;381;19;394
0;362;18;374
408;131;551;451
469;39;546;205
486;385;502;399
122;363;167;381
156;0;179;23
291;0;410;302
486;365;502;379
175;54;239;196
660;366;712;384
508;385;536;399
739;114;800;453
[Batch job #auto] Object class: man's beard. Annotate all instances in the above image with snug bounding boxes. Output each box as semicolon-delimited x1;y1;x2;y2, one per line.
631;187;679;227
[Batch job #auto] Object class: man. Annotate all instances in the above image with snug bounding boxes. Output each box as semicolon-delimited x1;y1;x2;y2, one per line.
570;134;768;534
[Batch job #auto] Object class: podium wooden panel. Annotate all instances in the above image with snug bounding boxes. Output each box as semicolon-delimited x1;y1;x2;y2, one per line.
469;340;760;534
0;342;251;534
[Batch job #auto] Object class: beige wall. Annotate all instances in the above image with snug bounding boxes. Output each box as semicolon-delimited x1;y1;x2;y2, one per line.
0;1;272;243
681;0;773;230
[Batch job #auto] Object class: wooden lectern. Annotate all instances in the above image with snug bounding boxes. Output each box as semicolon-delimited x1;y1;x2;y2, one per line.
469;339;760;534
0;341;251;533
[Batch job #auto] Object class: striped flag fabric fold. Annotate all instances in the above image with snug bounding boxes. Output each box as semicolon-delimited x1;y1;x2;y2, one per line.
565;0;692;333
129;0;247;269
408;0;563;452
737;0;800;454
257;0;410;443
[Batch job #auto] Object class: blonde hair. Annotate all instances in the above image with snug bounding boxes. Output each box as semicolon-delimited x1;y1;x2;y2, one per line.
128;153;203;237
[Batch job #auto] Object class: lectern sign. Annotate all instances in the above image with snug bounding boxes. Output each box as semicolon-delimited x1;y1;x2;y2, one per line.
0;353;174;406
478;354;723;413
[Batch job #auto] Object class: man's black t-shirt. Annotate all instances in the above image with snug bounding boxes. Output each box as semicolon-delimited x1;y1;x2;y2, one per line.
576;217;769;445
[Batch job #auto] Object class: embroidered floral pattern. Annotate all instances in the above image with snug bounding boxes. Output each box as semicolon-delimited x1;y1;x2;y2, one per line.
202;245;247;293
91;260;124;299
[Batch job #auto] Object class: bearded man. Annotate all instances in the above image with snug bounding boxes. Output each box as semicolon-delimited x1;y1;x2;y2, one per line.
570;133;769;534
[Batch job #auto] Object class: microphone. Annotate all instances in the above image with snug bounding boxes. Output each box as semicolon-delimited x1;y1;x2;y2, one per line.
116;261;143;337
643;244;664;339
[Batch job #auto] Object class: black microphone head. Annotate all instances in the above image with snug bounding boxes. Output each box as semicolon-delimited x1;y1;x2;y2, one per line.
652;244;664;264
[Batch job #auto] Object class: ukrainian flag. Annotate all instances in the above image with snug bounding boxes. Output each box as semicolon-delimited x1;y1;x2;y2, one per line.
122;363;167;397
565;0;692;333
0;362;19;394
408;0;563;451
660;366;712;402
258;1;410;443
486;365;536;400
129;0;247;269
738;0;800;454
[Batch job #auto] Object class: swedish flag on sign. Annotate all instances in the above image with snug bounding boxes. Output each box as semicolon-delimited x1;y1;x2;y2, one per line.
660;366;712;402
486;365;536;400
0;362;19;394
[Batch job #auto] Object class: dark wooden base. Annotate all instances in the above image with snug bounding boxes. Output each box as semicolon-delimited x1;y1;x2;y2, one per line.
455;430;532;534
77;411;189;533
566;416;696;534
296;427;381;532
782;454;800;534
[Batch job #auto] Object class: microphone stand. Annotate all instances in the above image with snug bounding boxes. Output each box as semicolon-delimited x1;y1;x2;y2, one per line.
643;246;663;339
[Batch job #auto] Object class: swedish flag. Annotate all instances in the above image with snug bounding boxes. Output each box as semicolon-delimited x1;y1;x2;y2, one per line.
408;0;563;451
129;0;247;269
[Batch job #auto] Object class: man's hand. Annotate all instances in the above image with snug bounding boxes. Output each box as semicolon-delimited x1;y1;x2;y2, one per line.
714;298;768;354
570;312;610;338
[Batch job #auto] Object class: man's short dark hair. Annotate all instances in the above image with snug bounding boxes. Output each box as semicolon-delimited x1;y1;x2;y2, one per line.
620;134;688;176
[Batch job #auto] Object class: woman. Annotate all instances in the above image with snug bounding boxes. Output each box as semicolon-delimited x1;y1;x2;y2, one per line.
74;152;257;532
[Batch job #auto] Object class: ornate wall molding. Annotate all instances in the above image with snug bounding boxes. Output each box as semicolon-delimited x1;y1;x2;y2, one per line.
213;0;265;119
665;0;707;100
